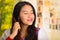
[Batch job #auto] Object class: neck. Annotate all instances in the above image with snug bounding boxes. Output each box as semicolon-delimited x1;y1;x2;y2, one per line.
20;24;28;38
21;24;28;31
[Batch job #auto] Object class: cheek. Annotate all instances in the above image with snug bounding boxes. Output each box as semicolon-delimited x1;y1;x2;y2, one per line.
32;15;35;21
20;15;28;23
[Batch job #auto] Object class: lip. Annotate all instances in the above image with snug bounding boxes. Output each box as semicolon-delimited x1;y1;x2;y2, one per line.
27;19;32;22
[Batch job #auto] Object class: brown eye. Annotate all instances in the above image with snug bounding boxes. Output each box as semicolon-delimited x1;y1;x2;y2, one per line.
24;13;28;15
31;10;33;14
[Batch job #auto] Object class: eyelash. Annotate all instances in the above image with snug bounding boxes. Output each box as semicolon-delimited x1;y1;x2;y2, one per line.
24;13;28;14
24;12;34;15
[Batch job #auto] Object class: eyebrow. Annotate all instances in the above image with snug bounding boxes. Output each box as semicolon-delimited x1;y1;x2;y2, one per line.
22;10;33;12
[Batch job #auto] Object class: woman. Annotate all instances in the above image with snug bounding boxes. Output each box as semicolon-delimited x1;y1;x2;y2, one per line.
0;1;38;40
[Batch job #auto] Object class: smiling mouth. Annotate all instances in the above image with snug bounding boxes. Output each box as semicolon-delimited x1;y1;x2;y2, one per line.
27;19;33;22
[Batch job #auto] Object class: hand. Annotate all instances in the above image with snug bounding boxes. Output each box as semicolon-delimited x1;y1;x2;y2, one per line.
9;22;21;39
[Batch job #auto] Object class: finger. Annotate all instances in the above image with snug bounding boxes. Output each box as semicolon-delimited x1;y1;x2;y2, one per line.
14;22;21;30
15;22;20;26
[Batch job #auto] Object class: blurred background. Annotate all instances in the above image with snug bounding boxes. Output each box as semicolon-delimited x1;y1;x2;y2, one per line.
0;0;14;36
0;0;60;40
0;0;20;37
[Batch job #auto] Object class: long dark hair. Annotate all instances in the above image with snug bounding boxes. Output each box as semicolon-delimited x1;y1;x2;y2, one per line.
10;1;37;40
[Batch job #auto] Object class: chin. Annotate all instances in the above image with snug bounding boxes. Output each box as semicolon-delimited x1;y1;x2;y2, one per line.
28;23;33;25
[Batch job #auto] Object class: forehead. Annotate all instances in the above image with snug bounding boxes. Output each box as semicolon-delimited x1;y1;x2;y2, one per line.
21;5;33;11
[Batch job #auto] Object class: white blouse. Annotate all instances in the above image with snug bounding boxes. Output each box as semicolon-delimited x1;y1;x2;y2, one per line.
38;27;49;40
0;29;10;40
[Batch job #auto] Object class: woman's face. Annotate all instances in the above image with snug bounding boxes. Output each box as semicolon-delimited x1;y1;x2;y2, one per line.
19;5;34;26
